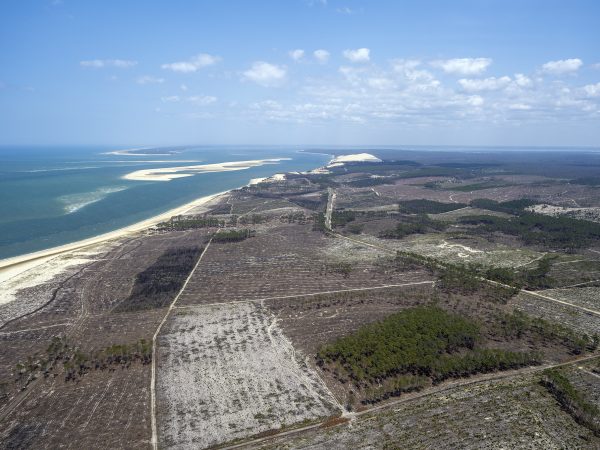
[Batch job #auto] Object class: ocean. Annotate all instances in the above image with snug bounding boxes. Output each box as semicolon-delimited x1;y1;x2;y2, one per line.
0;146;331;259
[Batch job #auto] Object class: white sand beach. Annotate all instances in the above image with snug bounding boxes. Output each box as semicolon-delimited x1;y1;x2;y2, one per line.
0;190;228;294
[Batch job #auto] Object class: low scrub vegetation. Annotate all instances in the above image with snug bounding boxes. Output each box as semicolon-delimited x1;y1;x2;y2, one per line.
346;177;397;187
158;216;224;231
541;369;600;436
398;199;467;214
213;229;254;243
331;210;356;228
492;310;598;355
379;215;446;239
469;198;537;215
312;212;328;232
15;336;152;386
459;212;600;249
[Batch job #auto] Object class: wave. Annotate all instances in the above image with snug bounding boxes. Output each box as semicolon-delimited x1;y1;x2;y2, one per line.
22;166;100;173
58;186;128;214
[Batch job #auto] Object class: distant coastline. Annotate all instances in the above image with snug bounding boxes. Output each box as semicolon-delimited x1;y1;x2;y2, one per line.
0;155;328;282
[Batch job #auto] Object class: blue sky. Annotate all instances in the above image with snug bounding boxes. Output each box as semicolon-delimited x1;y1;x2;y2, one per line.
1;0;599;146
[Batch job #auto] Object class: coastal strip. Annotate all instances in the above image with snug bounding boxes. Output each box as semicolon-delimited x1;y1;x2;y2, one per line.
0;191;228;286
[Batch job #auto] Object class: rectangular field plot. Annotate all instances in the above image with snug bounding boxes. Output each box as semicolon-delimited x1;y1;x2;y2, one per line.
156;302;339;449
178;223;430;306
0;367;151;449
258;375;600;449
535;287;600;312
266;283;435;355
511;292;600;336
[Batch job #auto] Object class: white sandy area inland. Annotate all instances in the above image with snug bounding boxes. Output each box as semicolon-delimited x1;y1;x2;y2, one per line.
123;158;290;182
157;302;339;448
329;153;382;166
0;191;228;300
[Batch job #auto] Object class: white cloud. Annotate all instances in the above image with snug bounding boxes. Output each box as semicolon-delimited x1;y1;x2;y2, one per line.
391;59;421;72
367;77;396;90
336;7;357;14
466;95;484;107
541;58;583;75
289;49;305;61
431;58;492;75
514;73;532;87
582;82;600;97
161;53;220;73
243;62;287;86
314;49;330;63
508;103;532;110
180;84;188;91
343;48;370;63
137;75;165;84
187;95;217;105
161;96;180;102
458;76;511;92
80;59;137;68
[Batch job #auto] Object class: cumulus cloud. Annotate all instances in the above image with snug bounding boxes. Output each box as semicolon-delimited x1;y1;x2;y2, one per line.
466;95;484;107
582;82;600;97
391;59;421;72
343;48;370;63
367;77;396;90
458;76;511;92
137;75;165;84
541;58;583;75
289;49;305;61
514;73;532;87
161;53;220;73
80;59;137;68
314;49;330;63
243;62;286;86
431;58;492;75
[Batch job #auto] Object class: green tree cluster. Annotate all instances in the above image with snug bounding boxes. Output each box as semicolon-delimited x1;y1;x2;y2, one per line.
541;368;600;436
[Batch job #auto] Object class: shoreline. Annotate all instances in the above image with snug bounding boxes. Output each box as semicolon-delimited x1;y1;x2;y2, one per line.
0;189;230;284
0;155;335;284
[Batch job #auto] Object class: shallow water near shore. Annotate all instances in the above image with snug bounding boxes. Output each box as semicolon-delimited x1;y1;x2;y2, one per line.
0;145;331;259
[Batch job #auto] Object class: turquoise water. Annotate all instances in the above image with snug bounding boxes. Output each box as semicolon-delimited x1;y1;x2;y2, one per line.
0;146;331;259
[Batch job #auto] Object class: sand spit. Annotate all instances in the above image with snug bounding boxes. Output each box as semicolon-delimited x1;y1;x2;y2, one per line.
123;158;291;182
